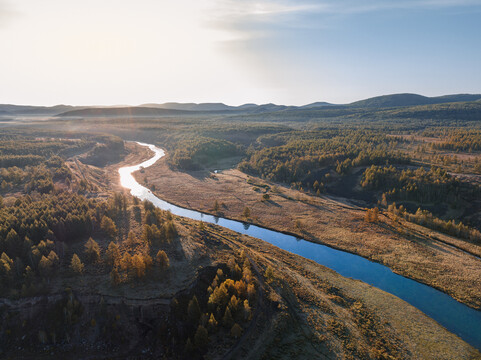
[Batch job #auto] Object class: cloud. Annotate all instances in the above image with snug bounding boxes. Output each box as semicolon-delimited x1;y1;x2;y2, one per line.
210;0;325;18
209;0;481;24
205;0;329;41
205;0;481;43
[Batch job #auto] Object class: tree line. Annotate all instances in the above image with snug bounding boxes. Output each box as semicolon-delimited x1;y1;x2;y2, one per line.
239;130;410;185
361;165;480;206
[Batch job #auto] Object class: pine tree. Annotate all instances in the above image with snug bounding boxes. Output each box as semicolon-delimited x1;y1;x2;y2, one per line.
243;299;252;320
131;254;146;278
230;323;243;338
110;267;120;285
156;250;169;269
5;229;20;257
100;216;117;239
85;237;100;263
247;283;256;301
47;250;60;268
188;295;201;323
184;338;194;354
126;231;137;246
194;325;209;349
207;313;218;332
223;307;234;328
70;254;84;274
38;256;53;279
265;266;275;284
0;252;13;285
106;242;120;266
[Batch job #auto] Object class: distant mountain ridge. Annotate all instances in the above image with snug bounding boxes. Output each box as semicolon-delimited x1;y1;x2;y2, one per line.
0;104;83;115
3;92;481;117
0;104;129;116
55;107;193;117
301;102;336;109
139;102;235;111
348;93;481;108
56;103;289;117
138;102;284;112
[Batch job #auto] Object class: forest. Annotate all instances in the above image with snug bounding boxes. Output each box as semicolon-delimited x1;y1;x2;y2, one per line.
360;165;474;204
0;99;480;358
0;130;263;358
238;130;410;184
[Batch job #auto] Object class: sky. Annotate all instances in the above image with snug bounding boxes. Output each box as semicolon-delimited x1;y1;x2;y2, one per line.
1;0;481;106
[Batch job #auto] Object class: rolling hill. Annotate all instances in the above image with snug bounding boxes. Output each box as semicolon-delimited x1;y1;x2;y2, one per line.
56;107;193;117
0;104;84;115
139;102;286;112
377;101;481;120
6;92;481;118
348;93;481;108
139;102;235;111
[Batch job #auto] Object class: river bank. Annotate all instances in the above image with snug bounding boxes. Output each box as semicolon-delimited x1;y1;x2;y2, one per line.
119;142;481;352
139;152;481;311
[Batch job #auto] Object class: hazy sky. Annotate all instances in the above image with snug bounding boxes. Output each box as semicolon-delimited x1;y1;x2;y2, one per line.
1;0;481;106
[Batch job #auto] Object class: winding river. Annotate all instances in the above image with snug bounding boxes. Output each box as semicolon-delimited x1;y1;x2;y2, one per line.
120;142;481;351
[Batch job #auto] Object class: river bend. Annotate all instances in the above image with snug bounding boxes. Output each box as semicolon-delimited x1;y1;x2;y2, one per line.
119;142;481;350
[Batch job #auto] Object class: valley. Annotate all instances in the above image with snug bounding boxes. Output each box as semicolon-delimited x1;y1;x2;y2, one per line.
1;93;481;359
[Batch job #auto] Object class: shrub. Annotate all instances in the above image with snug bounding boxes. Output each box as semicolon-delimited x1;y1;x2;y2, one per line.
230;323;243;338
265;266;275;284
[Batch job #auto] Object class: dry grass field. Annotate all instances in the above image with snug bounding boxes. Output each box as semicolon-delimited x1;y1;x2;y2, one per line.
139;151;481;310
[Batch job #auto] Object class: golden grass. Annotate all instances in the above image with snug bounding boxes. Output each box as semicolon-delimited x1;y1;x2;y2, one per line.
139;153;481;310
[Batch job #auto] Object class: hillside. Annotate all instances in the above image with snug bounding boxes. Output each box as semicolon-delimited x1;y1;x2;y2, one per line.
139;94;481;111
349;93;481;108
5;93;481;118
0;104;84;115
139;102;287;112
226;100;481;124
301;102;336;108
140;102;235;111
56;106;193;117
378;101;481;120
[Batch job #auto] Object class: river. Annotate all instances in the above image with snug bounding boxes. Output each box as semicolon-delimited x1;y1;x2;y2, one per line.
119;142;481;351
